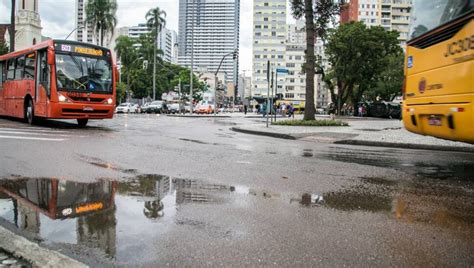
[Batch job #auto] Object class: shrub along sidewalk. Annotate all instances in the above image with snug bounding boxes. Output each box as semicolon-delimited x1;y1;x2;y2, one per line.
272;119;349;127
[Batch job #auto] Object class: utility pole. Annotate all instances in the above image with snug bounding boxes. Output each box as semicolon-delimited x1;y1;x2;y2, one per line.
266;60;270;128
189;0;195;113
214;50;238;117
10;0;15;52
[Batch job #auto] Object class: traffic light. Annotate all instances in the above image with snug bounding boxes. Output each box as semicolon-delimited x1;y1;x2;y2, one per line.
232;50;238;60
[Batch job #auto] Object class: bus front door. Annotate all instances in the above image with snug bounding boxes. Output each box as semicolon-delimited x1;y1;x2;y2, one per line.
35;51;49;117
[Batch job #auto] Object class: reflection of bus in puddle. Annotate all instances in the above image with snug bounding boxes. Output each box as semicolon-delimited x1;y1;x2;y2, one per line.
0;178;117;258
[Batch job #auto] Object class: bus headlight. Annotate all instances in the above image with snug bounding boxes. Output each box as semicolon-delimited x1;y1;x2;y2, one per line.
58;94;68;102
107;98;113;104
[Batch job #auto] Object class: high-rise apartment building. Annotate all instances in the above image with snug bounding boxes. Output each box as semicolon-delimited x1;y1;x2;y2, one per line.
178;0;240;84
341;0;412;46
75;0;94;44
116;24;178;64
252;0;287;97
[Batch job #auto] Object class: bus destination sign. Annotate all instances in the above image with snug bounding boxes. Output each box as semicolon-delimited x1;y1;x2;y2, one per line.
55;42;105;57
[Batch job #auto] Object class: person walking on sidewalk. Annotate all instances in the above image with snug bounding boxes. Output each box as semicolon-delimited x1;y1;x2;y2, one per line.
287;103;294;118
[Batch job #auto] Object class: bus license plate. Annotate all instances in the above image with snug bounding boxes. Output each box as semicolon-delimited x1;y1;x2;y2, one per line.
428;117;442;126
83;107;94;111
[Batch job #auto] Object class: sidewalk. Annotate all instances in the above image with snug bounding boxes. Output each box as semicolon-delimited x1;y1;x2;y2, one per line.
231;118;474;152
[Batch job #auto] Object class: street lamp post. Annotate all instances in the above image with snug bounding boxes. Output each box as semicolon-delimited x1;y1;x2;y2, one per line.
189;0;195;114
214;50;238;117
65;26;85;40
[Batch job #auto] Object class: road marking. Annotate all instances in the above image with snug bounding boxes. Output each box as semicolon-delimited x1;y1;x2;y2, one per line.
0;130;72;137
0;135;64;141
0;127;71;134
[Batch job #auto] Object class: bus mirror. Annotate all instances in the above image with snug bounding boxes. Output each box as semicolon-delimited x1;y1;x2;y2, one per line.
47;50;55;65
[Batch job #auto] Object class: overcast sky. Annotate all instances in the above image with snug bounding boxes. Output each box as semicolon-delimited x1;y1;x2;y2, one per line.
0;0;295;73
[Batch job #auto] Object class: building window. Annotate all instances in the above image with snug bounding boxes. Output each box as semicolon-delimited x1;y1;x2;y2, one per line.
286;63;295;67
285;93;294;98
255;25;261;29
278;55;283;59
271;31;276;36
255;55;260;59
263;17;268;21
295;56;302;60
264;2;269;6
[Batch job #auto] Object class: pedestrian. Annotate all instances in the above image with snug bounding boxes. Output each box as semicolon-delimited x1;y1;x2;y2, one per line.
256;104;260;114
358;106;363;117
287;103;294;118
361;106;366;117
281;103;286;115
244;105;248;115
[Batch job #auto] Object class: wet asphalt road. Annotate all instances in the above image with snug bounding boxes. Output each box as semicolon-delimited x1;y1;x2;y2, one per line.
0;114;473;267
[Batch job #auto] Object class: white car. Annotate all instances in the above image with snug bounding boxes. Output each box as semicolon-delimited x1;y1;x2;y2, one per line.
115;103;136;113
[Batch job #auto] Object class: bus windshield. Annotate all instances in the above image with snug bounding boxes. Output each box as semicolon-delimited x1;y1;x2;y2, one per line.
409;0;473;39
55;53;112;93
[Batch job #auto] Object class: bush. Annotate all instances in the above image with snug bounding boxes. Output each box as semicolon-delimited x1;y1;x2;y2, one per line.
273;119;349;126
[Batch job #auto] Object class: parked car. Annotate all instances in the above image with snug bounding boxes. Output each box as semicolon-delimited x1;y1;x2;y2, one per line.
168;103;180;114
196;103;215;114
147;100;167;113
130;104;139;113
140;102;151;113
115;103;134;113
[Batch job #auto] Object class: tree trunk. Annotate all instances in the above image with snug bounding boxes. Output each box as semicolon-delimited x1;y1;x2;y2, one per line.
126;68;130;102
152;26;157;100
100;28;104;47
10;0;15;52
303;0;316;120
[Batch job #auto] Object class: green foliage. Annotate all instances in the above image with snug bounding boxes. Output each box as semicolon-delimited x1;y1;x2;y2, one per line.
116;82;126;104
273;119;349;126
0;41;8;56
322;21;402;113
146;7;167;38
366;52;404;101
86;0;118;46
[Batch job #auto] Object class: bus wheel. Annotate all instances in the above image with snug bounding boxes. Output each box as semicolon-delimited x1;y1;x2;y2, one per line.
25;99;34;125
77;119;88;127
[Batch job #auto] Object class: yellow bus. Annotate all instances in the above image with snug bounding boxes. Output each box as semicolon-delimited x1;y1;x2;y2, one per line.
403;1;473;143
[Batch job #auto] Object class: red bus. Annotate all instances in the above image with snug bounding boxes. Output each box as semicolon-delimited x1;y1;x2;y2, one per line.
0;40;117;127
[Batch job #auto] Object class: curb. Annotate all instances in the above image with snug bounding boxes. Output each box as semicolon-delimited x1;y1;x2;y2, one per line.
231;127;297;140
334;139;474;153
0;225;87;267
167;114;232;118
230;127;473;153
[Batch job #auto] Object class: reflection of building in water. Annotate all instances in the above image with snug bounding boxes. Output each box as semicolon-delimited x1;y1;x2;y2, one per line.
173;179;233;205
0;178;117;258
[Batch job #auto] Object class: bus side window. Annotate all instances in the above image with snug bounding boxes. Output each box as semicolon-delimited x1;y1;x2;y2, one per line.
7;59;15;80
0;61;4;86
15;56;25;80
40;52;50;96
24;53;35;79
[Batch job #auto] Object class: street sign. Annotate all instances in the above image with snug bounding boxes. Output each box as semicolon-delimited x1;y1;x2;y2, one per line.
276;68;288;74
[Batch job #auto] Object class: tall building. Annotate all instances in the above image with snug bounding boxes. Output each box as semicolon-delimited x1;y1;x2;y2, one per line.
116;24;178;64
340;0;412;46
75;0;94;44
252;0;287;97
178;0;240;84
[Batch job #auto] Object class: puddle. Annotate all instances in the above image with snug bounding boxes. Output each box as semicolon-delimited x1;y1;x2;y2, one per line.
77;155;138;174
0;176;241;264
178;138;208;145
319;148;474;181
0;175;472;264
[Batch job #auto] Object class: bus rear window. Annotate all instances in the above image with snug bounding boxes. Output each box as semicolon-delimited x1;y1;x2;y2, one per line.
410;0;474;39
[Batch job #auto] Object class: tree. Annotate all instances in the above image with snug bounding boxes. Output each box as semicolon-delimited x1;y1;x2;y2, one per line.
115;36;138;100
0;41;9;56
146;7;167;100
366;52;404;102
323;21;402;113
291;0;344;120
86;0;118;46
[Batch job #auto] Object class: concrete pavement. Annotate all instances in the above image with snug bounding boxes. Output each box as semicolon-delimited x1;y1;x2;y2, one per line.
231;117;474;152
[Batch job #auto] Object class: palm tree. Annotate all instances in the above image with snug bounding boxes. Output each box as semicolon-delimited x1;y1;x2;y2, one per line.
115;36;137;100
86;0;118;47
146;7;166;100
